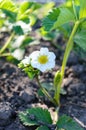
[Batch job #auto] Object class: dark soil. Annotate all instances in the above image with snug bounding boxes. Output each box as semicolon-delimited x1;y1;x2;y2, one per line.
0;38;86;130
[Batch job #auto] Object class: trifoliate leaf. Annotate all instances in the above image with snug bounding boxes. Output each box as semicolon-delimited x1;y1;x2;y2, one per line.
19;107;52;126
57;115;83;130
43;7;75;31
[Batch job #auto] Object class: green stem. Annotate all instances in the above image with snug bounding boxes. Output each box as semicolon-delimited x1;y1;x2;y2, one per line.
0;53;11;57
61;21;80;76
36;76;57;106
54;21;80;106
0;32;15;54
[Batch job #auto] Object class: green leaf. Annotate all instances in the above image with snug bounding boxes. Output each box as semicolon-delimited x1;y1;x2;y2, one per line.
0;0;17;12
19;2;41;14
53;7;75;29
19;2;33;14
74;30;86;52
57;115;83;130
21;37;33;48
19;107;52;126
13;25;24;35
2;9;17;21
0;18;4;27
37;88;45;97
23;66;39;79
43;7;75;31
79;0;86;18
36;126;49;130
18;62;25;69
19;15;30;24
42;8;60;31
81;20;86;29
73;43;86;60
6;55;19;65
41;82;53;91
18;2;41;20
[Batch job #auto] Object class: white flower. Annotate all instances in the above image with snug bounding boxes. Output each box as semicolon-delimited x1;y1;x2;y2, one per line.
11;49;25;60
22;48;56;72
12;35;25;48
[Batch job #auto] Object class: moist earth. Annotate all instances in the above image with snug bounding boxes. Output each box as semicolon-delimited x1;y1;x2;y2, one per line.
0;40;86;130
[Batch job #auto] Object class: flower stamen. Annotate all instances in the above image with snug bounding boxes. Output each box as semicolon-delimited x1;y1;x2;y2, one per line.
38;55;48;64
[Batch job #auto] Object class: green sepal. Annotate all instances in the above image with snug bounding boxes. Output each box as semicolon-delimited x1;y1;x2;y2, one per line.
23;65;39;79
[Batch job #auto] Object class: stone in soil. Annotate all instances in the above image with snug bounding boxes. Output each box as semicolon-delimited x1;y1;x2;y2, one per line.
19;87;36;103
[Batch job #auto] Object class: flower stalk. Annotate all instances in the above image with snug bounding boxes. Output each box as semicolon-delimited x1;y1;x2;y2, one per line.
36;76;57;106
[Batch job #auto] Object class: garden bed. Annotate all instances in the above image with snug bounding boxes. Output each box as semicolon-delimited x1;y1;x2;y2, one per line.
0;39;86;130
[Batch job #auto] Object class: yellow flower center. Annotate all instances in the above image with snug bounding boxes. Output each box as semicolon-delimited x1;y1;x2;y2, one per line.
38;55;48;64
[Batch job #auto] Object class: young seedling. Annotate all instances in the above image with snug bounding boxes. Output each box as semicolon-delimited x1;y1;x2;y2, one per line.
19;0;86;129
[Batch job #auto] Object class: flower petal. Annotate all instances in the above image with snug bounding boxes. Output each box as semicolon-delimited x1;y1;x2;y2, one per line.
29;51;39;60
48;52;56;60
40;48;49;55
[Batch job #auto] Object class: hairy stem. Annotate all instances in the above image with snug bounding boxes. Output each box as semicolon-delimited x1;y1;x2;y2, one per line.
54;21;80;106
36;76;57;106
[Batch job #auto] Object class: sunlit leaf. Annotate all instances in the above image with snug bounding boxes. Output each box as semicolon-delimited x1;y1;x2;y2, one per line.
43;7;75;31
79;0;86;18
54;7;75;29
0;0;17;12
